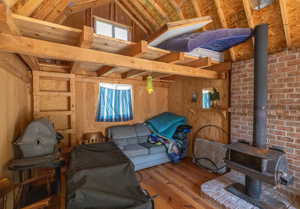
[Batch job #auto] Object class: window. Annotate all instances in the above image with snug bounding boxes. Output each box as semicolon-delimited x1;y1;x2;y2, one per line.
96;83;133;122
94;16;130;41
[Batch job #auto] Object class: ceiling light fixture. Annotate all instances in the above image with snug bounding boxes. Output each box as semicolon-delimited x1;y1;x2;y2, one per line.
250;0;276;10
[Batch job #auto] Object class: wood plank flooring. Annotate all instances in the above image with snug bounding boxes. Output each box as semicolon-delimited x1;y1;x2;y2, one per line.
138;158;217;209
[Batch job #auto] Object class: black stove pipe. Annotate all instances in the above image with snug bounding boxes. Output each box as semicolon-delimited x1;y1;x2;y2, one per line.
253;24;269;149
245;24;269;200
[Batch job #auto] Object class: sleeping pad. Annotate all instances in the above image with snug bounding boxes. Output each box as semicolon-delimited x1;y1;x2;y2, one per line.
67;142;153;209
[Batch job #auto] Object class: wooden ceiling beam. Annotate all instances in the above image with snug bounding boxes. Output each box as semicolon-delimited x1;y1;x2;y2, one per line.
14;0;44;16
184;57;213;68
68;0;110;14
0;33;219;79
168;0;184;19
71;26;94;73
213;0;237;61
278;0;292;48
205;62;231;73
155;52;184;64
145;0;169;23
121;52;184;79
0;3;39;71
121;70;149;79
97;40;148;76
0;0;18;8
129;0;159;31
115;0;149;34
119;0;153;33
45;0;71;23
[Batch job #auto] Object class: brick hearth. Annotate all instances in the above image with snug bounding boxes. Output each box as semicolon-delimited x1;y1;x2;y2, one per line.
201;171;297;209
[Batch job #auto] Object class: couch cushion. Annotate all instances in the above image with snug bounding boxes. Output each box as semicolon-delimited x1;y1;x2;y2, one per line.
123;144;149;157
108;125;137;140
126;137;139;145
135;123;151;137
113;138;128;149
139;143;166;154
137;136;148;144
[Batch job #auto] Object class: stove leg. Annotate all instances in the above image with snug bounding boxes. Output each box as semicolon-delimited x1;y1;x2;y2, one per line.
245;176;261;199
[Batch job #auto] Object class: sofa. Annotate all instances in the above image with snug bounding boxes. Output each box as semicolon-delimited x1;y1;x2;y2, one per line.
107;123;170;171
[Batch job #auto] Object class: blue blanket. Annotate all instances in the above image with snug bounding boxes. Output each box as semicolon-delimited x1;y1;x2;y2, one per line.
146;112;186;139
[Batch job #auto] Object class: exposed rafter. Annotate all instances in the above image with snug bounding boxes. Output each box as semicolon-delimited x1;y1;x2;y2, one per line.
120;0;154;33
97;40;148;76
129;0;160;31
213;0;237;61
121;52;184;79
68;0;111;14
0;3;39;71
14;0;44;16
278;0;292;48
45;0;71;23
143;0;169;24
115;0;149;34
168;0;184;20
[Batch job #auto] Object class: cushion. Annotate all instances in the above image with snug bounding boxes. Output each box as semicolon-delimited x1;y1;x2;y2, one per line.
137;136;148;144
139;143;166;154
113;138;128;149
135;123;151;137
108;125;137;140
126;137;139;145
123;144;149;157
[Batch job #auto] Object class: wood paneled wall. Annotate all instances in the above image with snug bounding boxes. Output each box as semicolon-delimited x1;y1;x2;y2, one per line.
168;76;230;152
34;71;169;144
63;2;147;42
75;77;169;142
0;53;32;178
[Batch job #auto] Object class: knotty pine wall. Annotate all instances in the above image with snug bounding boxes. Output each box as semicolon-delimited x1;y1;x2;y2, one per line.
37;73;169;144
168;76;230;152
75;77;169;141
0;52;32;178
62;2;147;42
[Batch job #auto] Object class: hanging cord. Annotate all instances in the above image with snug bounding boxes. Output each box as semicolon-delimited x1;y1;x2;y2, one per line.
192;124;229;173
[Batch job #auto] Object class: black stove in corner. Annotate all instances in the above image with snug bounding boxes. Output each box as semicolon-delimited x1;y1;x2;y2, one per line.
225;24;293;209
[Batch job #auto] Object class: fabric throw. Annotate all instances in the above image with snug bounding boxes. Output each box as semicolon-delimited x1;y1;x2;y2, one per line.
96;83;133;122
146;112;190;163
146;112;187;139
157;28;253;52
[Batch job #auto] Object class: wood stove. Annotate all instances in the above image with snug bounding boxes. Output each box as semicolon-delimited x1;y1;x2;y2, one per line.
225;24;293;209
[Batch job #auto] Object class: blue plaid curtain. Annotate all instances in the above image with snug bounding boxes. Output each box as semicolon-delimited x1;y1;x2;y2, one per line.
96;83;133;122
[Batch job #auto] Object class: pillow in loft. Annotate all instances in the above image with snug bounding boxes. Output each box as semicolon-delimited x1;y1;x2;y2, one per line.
157;28;253;52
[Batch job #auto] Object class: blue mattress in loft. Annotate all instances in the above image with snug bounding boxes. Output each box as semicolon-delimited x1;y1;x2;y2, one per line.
157;28;253;52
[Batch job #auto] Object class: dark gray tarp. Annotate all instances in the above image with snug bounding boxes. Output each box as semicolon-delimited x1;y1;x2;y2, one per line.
67;142;153;209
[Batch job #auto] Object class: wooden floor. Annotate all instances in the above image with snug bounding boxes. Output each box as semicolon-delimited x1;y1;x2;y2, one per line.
138;158;217;209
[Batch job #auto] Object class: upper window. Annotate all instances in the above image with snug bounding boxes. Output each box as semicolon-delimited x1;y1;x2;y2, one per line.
94;16;131;41
96;83;133;122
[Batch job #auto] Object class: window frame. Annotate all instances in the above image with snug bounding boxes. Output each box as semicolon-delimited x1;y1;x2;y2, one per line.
93;16;132;41
96;82;135;123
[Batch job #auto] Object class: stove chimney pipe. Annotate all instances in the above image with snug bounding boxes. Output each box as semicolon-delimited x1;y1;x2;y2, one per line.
253;24;268;149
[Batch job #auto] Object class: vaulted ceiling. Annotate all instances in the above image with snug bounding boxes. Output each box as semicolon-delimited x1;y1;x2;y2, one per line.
5;0;300;61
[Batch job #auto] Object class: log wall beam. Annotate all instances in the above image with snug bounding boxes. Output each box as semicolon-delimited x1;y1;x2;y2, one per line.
0;33;219;79
0;3;40;71
71;26;94;73
96;40;148;76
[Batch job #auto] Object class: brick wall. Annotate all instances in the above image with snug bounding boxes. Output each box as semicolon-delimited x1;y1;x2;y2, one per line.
231;48;300;193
